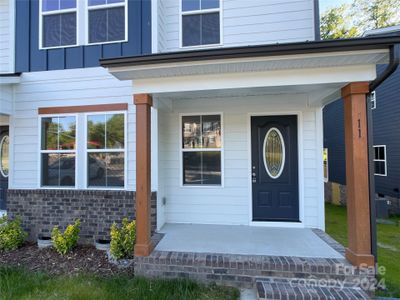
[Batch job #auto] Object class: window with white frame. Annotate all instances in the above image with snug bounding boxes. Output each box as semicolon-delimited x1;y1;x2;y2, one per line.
181;114;222;186
86;113;125;188
181;0;221;47
41;116;76;187
323;148;329;182
374;145;387;176
41;0;78;48
369;91;376;109
88;0;127;44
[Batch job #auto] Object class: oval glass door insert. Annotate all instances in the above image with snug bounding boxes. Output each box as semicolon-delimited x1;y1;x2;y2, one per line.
263;128;285;179
0;135;9;177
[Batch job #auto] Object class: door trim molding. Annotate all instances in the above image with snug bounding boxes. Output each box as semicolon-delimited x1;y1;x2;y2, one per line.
247;112;304;228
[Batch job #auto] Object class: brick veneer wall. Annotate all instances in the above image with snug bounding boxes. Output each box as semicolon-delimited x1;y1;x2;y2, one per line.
7;189;157;243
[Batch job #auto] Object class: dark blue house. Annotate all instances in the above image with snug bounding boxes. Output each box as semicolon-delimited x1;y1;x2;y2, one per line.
323;61;400;215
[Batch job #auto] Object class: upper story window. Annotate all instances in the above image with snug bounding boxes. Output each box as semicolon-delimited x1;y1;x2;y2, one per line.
374;145;387;176
369;91;376;110
41;0;78;48
181;0;221;48
40;0;127;49
88;0;127;44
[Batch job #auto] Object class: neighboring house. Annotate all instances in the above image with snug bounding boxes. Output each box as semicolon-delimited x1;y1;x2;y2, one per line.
1;0;399;294
323;26;400;216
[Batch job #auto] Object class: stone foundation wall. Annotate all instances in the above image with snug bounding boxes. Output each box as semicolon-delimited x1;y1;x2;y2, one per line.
7;189;157;243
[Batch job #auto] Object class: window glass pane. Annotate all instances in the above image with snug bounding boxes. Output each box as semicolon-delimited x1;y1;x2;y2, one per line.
60;0;76;10
108;7;125;42
182;15;201;47
88;152;124;187
42;153;75;186
89;9;107;43
202;115;221;148
88;153;106;186
43;14;61;48
202;13;220;45
201;0;219;9
183;152;201;185
182;115;201;148
60;12;77;46
106;114;124;149
43;0;59;11
379;147;385;160
202;151;221;184
182;0;200;11
374;147;379;159
87;115;106;149
41;117;59;150
88;0;106;6
375;161;385;175
58;116;76;150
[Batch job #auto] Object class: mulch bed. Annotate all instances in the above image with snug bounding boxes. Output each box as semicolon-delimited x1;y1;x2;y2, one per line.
0;243;134;276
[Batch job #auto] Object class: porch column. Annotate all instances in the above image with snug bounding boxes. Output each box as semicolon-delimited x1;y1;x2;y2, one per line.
342;82;374;267
134;93;153;257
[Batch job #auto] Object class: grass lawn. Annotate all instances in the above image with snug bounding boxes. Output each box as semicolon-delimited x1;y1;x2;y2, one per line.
325;203;400;298
0;267;239;300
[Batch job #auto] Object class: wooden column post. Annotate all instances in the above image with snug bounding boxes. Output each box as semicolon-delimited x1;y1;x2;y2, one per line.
342;82;374;267
134;93;154;257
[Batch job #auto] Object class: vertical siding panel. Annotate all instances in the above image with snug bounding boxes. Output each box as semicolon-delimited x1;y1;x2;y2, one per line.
102;44;122;59
122;0;142;56
29;0;47;71
47;49;65;70
84;45;102;68
15;0;30;72
65;47;84;69
141;0;152;54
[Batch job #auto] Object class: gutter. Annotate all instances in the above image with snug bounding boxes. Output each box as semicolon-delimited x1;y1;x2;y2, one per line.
100;36;400;68
366;43;400;263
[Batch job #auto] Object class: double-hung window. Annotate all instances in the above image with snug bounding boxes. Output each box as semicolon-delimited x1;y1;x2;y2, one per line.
87;113;125;188
181;114;222;186
323;148;329;182
88;0;127;44
41;116;77;187
41;0;77;48
369;91;377;110
181;0;221;47
374;145;387;176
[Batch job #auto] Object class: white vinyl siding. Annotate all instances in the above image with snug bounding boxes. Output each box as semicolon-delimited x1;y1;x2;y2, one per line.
157;95;323;229
0;0;14;73
0;84;13;115
158;0;315;52
9;67;157;191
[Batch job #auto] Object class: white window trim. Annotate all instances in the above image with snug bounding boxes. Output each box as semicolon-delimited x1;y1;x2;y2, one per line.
179;0;224;49
39;0;128;50
85;0;128;45
38;113;78;189
179;113;224;188
373;145;387;176
0;135;9;178
39;0;79;50
370;91;376;110
84;111;127;190
323;148;329;183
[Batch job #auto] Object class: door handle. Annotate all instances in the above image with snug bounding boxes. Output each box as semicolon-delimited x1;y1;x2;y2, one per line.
252;170;257;183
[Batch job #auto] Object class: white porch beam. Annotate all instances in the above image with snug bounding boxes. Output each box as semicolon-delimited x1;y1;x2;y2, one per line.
132;65;376;95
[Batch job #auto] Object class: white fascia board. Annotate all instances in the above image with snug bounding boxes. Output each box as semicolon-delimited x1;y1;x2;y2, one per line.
132;65;377;95
0;77;20;85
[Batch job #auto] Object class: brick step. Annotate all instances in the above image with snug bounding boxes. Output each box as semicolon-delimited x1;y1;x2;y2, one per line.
135;251;373;288
256;278;371;300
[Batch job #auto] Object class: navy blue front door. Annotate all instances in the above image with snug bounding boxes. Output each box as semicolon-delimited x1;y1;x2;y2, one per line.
251;116;299;222
0;127;9;210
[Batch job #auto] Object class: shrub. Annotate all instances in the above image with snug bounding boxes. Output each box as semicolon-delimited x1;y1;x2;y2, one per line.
0;215;27;251
110;218;136;259
51;219;80;255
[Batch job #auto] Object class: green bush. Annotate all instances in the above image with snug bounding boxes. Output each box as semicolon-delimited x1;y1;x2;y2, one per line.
110;218;136;259
51;219;80;255
0;215;27;251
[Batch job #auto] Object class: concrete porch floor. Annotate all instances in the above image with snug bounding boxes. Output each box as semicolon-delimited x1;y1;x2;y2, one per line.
155;223;343;259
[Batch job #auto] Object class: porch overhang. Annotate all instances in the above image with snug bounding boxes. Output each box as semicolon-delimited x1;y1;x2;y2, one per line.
100;36;400;105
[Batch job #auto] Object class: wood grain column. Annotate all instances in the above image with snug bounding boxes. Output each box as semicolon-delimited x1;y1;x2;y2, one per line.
134;94;154;257
342;82;374;267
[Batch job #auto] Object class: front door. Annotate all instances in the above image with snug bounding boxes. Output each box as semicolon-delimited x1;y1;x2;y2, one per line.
0;127;9;211
251;115;299;222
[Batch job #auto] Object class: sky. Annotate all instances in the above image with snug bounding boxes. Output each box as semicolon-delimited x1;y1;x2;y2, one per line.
319;0;352;13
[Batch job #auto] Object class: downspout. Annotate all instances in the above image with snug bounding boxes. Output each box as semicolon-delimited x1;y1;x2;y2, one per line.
367;43;400;262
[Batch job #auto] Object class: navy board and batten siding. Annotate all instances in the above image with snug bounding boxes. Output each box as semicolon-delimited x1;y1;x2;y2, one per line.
15;0;152;72
323;66;400;199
